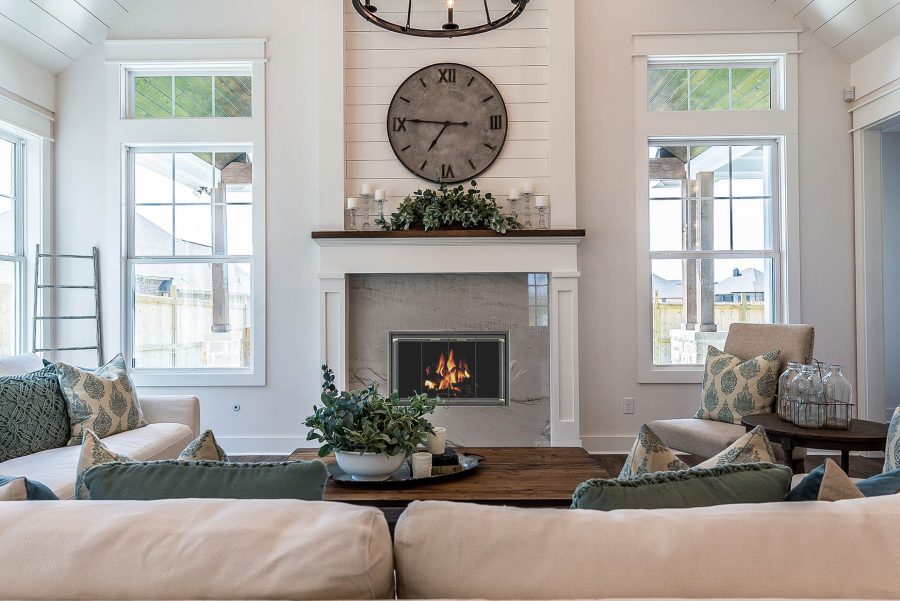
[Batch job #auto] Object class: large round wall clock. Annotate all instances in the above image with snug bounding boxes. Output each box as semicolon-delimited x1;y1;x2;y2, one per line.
386;63;508;184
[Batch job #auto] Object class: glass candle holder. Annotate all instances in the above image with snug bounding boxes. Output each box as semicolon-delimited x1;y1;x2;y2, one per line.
347;208;358;231
361;193;373;231
522;192;534;229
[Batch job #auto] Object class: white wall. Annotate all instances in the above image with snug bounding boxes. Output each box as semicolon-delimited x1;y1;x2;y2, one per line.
0;43;55;114
574;0;854;451
53;0;856;453
883;132;900;417
851;34;900;101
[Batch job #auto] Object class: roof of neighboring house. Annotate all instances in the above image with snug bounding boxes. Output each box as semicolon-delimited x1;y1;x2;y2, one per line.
715;268;765;294
652;274;683;300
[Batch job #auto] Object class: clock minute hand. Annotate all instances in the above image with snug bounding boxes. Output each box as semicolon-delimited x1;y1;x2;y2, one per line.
408;118;469;126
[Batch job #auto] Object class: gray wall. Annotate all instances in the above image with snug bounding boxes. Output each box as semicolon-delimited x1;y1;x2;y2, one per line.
883;132;900;418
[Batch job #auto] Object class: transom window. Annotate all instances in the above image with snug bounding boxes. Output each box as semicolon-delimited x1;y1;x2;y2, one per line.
128;148;254;370
649;139;780;366
648;61;776;112
128;69;252;119
0;131;24;356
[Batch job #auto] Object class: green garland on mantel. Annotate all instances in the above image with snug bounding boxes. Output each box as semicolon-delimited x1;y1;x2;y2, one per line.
375;181;523;234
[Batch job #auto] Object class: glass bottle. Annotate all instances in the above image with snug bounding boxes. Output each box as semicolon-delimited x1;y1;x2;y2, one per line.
777;362;802;422
823;365;853;428
791;365;826;428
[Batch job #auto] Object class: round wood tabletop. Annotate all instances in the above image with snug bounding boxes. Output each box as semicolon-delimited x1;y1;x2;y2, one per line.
741;413;888;443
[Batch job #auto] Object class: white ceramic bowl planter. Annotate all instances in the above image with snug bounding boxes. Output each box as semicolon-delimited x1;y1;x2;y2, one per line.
334;451;406;481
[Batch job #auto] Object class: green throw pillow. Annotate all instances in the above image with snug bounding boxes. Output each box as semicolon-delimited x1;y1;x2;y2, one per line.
573;463;792;511
0;366;70;462
885;406;900;473
56;354;147;445
695;347;781;424
82;460;328;501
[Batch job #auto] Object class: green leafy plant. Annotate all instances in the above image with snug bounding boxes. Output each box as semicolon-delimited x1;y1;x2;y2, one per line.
375;180;522;234
304;366;439;458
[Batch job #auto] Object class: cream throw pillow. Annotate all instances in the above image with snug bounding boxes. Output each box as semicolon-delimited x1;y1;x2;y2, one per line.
76;430;135;500
178;430;228;462
817;459;865;502
57;354;147;445
695;347;781;425
695;426;776;469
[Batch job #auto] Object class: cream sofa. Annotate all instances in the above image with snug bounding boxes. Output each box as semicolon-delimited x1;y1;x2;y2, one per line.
0;495;898;600
0;354;199;500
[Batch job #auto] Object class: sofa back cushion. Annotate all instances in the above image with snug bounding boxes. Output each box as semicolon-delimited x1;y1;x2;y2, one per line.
0;354;45;376
0;366;70;462
0;499;394;600
394;497;900;600
574;463;791;511
83;459;328;501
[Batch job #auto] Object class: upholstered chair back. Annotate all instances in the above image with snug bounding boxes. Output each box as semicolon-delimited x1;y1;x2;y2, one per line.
723;323;815;376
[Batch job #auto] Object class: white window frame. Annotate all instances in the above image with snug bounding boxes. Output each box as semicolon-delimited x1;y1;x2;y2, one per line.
0;129;25;354
107;39;267;387
634;31;801;384
647;57;782;112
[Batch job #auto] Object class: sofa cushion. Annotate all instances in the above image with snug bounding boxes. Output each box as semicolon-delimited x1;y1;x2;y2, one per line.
0;422;193;500
885;405;900;473
0;366;70;462
0;476;58;500
648;417;806;461
695;346;781;424
56;354;148;445
573;463;792;511
179;429;228;462
83;460;328;501
0;499;394;600
619;424;688;478
0;354;45;376
694;425;775;469
394;497;899;601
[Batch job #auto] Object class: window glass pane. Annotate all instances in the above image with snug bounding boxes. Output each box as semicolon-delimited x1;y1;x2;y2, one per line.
135;153;173;205
134;206;173;256
175;153;213;204
690;69;730;111
648;68;688;112
0;196;14;254
133;262;252;368
652;258;774;366
225;205;253;255
688;145;731;198
174;205;211;254
0;138;12;197
732;68;771;110
731;145;771;198
174;76;213;118
0;260;16;355
134;76;173;118
215;76;252;117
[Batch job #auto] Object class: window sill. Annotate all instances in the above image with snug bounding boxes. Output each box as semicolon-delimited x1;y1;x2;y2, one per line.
638;365;704;385
131;369;264;388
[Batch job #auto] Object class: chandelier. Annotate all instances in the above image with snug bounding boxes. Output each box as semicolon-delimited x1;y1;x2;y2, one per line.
351;0;530;38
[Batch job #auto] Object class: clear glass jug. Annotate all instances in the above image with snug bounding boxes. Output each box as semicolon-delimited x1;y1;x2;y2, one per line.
791;365;826;428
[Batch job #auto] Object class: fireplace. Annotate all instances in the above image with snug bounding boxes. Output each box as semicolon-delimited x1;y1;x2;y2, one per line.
390;332;508;407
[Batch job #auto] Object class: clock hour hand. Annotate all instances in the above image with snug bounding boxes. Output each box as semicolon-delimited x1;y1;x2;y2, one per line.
427;123;450;152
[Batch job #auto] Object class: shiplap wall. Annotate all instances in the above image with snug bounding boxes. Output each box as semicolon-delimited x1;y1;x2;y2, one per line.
344;0;551;208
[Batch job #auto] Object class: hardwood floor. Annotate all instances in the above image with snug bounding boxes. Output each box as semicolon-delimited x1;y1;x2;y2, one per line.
233;452;884;479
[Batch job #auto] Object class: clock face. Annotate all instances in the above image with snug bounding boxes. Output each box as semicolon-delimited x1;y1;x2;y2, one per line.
386;63;508;184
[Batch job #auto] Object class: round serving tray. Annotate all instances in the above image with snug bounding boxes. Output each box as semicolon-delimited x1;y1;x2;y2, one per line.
329;452;485;486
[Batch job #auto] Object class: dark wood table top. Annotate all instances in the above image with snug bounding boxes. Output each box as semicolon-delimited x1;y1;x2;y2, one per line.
289;447;605;508
741;413;889;443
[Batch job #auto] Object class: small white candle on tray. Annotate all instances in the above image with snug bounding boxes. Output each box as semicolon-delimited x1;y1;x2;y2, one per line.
411;452;432;479
535;195;550;208
426;427;447;455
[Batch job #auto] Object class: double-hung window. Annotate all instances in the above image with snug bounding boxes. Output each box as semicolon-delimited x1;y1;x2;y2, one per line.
111;40;267;386
0;131;24;356
634;33;800;383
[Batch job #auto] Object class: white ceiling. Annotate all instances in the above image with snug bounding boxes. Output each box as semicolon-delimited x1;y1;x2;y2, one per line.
0;0;142;74
774;0;900;62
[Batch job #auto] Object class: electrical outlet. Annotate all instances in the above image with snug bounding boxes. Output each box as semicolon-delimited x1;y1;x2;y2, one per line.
623;397;635;414
233;404;241;412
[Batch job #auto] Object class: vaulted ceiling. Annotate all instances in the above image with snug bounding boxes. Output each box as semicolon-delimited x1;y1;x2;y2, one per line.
0;0;142;74
774;0;900;62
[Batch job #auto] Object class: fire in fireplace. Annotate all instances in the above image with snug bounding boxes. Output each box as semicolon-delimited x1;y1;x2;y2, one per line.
390;332;508;407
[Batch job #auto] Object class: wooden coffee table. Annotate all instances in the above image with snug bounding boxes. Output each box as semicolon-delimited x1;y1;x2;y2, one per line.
740;413;888;474
289;447;604;527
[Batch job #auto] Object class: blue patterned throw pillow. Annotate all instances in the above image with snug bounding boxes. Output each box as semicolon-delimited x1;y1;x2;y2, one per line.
0;475;58;501
179;430;228;462
0;366;70;462
885;406;900;473
56;354;147;445
695;347;781;424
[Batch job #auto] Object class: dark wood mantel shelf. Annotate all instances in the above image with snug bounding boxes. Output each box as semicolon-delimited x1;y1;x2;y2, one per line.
312;229;586;240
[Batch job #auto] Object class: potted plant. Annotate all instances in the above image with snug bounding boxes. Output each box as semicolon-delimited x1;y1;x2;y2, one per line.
304;366;439;481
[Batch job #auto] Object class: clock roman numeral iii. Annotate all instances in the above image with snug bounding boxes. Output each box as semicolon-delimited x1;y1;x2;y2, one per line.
386;63;508;184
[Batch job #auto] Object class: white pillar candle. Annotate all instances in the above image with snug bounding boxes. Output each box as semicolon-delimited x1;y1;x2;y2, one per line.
361;183;373;196
374;189;386;201
508;189;520;200
426;427;447;455
522;181;534;195
411;452;432;479
346;197;359;210
535;195;550;208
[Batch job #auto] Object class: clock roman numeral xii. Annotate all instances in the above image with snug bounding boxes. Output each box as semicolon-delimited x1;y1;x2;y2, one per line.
386;63;509;184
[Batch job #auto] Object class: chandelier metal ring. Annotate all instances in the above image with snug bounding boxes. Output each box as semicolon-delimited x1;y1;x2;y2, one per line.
351;0;530;38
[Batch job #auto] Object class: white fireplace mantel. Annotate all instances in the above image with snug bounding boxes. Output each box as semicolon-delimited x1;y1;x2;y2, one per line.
314;232;584;447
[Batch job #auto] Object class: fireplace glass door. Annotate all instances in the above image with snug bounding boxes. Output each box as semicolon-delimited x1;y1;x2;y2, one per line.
390;332;508;407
